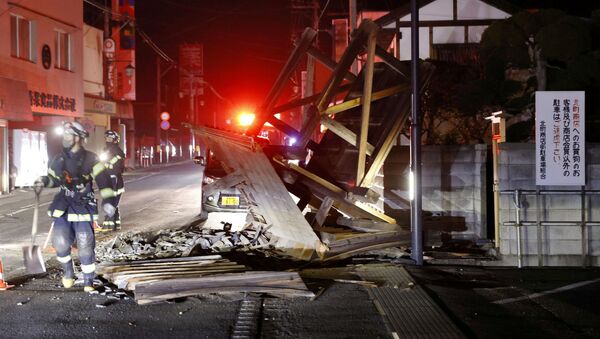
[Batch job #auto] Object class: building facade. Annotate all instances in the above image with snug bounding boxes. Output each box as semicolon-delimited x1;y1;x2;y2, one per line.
0;0;84;192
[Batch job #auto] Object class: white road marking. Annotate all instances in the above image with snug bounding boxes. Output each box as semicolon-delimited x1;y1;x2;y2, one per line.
0;201;51;220
123;173;158;184
492;277;600;304
0;173;158;219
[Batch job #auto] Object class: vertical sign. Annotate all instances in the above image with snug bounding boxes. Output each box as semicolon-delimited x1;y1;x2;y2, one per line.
110;0;136;101
179;44;204;96
536;91;585;186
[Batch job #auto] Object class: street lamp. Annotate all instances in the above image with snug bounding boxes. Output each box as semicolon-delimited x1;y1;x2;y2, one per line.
485;110;506;251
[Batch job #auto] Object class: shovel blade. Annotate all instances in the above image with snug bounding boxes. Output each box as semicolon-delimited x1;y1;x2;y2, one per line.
23;245;46;275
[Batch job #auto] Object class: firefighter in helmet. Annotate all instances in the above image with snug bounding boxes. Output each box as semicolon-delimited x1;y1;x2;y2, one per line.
34;121;116;292
97;130;125;232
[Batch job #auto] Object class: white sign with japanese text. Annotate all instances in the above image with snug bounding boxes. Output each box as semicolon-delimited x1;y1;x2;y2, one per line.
536;91;585;186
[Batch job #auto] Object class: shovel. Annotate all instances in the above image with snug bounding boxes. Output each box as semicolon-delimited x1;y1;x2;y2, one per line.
23;189;46;274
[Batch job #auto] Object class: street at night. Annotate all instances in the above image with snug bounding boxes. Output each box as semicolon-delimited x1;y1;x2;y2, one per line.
1;0;600;338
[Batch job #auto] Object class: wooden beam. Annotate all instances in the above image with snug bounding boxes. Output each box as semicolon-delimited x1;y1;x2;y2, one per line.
306;46;358;82
273;156;397;224
320;117;375;156
317;21;378;112
272;156;345;195
315;196;334;227
248;27;317;137
360;63;436;187
298;20;378;149
360;91;411;188
375;45;409;78
357;28;378;185
203;170;247;197
323;84;408;115
272;83;352;114
297;105;322;149
265;115;320;151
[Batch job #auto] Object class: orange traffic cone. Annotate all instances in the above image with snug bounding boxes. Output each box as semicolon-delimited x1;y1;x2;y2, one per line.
0;258;14;290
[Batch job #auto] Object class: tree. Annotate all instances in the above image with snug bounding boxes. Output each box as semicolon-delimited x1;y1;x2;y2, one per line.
419;60;491;145
477;9;600;141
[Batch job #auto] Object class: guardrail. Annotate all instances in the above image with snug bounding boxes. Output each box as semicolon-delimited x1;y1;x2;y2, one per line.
500;189;600;268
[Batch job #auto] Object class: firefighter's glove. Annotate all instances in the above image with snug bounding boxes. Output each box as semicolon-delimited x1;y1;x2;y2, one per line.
33;177;45;195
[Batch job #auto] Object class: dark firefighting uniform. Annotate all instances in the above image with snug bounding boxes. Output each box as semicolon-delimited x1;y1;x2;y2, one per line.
40;148;115;285
101;143;125;230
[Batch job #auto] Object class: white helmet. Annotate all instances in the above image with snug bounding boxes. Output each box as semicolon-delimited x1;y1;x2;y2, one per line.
63;121;89;138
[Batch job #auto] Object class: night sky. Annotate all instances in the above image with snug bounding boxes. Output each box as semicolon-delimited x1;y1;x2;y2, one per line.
135;0;294;135
128;0;599;136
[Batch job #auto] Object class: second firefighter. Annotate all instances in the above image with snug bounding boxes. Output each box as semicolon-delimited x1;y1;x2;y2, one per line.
98;130;125;232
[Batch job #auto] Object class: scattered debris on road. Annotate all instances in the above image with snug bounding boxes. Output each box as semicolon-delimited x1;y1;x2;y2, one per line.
96;225;272;263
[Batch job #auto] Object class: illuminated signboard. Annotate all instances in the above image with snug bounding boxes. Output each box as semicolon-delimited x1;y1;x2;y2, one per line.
535;91;585;186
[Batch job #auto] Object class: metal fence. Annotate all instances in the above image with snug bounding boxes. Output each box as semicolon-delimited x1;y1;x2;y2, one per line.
500;189;600;267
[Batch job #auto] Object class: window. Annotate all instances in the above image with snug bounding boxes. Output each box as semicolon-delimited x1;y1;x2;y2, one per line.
431;43;481;67
55;31;72;70
10;15;35;62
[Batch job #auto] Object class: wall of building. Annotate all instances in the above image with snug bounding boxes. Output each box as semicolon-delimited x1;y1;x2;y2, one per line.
0;0;84;118
384;144;488;241
498;143;600;266
379;0;510;61
0;0;83;189
83;24;104;98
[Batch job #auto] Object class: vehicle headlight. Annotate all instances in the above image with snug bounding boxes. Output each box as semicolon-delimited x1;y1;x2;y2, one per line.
206;195;214;202
99;152;108;162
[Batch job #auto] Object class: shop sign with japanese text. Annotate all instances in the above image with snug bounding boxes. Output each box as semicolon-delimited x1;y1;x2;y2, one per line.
535;91;585;186
29;90;76;113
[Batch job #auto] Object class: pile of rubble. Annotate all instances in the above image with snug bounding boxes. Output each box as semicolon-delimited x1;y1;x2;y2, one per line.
96;224;272;263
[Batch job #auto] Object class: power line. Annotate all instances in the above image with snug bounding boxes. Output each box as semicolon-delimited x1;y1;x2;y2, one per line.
83;0;131;21
317;0;332;23
83;0;174;64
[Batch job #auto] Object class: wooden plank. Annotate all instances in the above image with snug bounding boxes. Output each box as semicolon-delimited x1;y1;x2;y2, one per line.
323;84;408;115
203;170;247;196
298;20;377;149
119;267;249;290
197;128;323;260
323;242;408;262
248;27;317;137
357;27;378;186
306;46;357;82
360;62;435;187
315;196;334;227
99;255;224;267
320;117;375;156
135;271;314;304
102;262;242;278
336;217;403;233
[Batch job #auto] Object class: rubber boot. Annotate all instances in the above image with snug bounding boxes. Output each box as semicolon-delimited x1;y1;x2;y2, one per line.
62;261;75;288
83;273;95;292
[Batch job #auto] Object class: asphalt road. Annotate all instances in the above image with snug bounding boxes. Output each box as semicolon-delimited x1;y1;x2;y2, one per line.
0;161;204;279
406;265;600;338
2;161;600;338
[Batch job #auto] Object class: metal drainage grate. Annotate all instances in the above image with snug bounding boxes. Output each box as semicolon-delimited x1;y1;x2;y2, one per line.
231;297;263;339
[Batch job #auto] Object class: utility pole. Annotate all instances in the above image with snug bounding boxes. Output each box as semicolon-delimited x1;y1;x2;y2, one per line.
349;0;358;74
156;56;161;152
103;0;111;101
410;0;423;266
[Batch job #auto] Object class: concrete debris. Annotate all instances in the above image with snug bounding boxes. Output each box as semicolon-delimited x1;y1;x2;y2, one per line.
96;224;272;263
